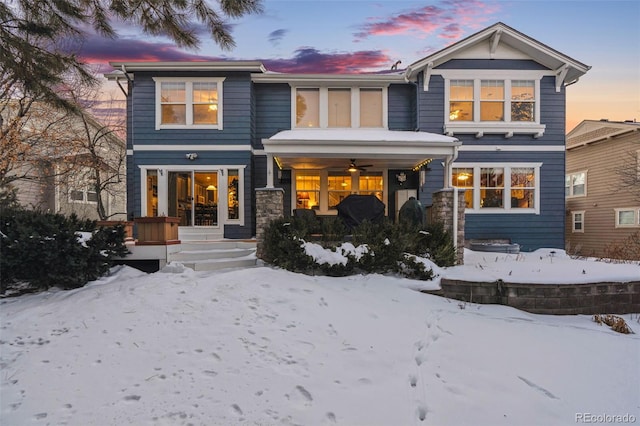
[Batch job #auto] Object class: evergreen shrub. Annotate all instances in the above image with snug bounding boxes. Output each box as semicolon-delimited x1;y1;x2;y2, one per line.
262;215;455;281
0;206;129;294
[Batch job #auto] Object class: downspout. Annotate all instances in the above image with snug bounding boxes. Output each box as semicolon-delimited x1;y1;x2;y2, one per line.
448;145;460;252
120;64;137;218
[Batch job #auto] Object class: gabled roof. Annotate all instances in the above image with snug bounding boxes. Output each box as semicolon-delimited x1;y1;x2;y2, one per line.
566;119;640;149
405;22;590;86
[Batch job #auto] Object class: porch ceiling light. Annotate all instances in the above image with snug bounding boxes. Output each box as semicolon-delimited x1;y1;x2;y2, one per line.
206;185;217;190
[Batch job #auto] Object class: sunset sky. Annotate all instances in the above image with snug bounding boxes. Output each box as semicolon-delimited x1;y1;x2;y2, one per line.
86;0;640;132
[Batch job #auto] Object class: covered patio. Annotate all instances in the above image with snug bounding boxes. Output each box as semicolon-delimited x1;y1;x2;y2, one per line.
256;129;467;263
262;129;461;190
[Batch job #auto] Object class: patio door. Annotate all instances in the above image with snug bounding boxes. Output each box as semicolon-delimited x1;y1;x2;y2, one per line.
167;171;219;227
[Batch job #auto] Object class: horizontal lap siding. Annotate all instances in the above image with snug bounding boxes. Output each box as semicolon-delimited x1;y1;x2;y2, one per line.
456;150;565;251
253;83;292;204
253;83;291;149
417;61;566;250
131;72;252;146
129;72;254;230
566;135;640;257
388;84;416;131
417;74;445;133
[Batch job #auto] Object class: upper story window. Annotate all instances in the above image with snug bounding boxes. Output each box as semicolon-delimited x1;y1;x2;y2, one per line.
154;77;224;130
452;163;540;214
293;87;387;129
480;80;504;121
442;70;545;138
565;171;586;197
70;189;98;204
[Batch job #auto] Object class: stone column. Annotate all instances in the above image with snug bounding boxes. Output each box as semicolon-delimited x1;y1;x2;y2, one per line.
432;188;466;264
255;187;284;259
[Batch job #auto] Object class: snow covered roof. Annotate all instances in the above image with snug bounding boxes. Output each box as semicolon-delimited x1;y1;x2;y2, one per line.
262;129;460;169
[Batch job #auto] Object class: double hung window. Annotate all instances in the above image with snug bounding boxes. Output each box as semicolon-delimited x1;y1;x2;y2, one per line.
294;170;384;213
293;87;386;129
154;78;224;129
452;163;540;213
572;211;585;232
443;71;544;137
565;171;586;197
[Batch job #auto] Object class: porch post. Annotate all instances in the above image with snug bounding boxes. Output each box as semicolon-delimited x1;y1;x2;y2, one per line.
255;187;284;259
266;153;275;189
443;155;453;189
432;188;466;265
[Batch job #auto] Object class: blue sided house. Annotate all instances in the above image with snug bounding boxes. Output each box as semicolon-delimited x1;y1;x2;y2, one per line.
107;22;590;252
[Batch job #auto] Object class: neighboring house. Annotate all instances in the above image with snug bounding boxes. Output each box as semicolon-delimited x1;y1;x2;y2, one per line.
2;102;127;221
565;119;640;258
107;22;589;251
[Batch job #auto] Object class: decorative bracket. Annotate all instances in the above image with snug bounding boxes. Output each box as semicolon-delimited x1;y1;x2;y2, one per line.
422;62;434;91
490;29;502;59
555;64;570;92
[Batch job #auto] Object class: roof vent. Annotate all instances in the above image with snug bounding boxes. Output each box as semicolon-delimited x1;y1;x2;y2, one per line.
599;118;609;121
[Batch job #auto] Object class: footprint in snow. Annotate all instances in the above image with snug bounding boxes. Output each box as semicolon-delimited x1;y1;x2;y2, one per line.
296;385;313;402
231;403;243;416
417;405;428;422
409;375;418;388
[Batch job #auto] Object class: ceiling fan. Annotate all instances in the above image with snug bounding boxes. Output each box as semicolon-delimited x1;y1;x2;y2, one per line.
347;159;373;172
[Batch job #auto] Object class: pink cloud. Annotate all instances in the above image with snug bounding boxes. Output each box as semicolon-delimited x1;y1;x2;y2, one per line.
75;35;223;74
353;0;500;41
78;34;394;75
263;48;393;74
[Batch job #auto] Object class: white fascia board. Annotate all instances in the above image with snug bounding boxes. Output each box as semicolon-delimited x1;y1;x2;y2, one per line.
262;139;459;158
251;73;404;85
109;61;266;73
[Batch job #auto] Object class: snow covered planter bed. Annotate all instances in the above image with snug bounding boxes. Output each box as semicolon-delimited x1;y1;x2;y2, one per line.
261;217;456;281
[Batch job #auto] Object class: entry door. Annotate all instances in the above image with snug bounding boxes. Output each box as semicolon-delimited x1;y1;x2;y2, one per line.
167;171;219;227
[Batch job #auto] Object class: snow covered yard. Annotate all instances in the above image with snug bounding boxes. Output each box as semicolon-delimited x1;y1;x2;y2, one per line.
1;252;639;425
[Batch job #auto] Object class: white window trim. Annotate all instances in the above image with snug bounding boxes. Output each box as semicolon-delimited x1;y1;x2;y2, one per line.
572;210;585;233
438;70;548;138
153;77;225;130
69;189;98;204
451;162;542;214
566;170;587;198
291;168;388;215
290;86;388;129
614;207;640;228
139;165;245;227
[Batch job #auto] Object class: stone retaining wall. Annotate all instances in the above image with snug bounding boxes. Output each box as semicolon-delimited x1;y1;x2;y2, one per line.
436;279;640;314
